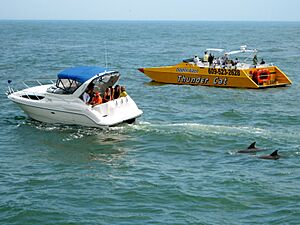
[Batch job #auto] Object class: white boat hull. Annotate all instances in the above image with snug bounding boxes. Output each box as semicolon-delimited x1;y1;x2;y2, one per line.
8;89;142;127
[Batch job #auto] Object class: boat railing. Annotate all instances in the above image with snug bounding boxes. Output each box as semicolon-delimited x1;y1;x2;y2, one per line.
6;79;55;96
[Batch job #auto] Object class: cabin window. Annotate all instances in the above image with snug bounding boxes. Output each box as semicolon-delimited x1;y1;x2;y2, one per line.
21;95;45;100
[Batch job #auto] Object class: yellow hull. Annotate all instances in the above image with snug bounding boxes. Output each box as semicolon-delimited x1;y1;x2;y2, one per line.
138;62;292;88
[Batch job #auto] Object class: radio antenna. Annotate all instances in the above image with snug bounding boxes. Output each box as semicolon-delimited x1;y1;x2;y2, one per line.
104;41;108;69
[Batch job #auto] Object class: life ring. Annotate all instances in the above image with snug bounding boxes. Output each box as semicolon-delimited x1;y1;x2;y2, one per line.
252;69;270;84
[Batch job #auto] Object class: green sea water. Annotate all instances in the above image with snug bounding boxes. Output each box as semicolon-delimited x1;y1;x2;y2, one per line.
1;21;300;224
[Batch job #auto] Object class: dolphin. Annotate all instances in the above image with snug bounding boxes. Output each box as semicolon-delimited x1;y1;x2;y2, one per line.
257;150;280;160
237;142;265;153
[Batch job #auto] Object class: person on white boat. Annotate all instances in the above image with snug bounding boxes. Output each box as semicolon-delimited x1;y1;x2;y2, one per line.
82;85;95;104
114;85;121;99
103;87;112;103
90;92;103;106
82;92;90;104
260;58;265;65
109;86;114;100
120;86;128;97
82;83;95;104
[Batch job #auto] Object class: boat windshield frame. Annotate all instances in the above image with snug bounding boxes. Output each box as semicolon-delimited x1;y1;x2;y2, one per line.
88;71;120;94
225;45;258;63
54;78;83;94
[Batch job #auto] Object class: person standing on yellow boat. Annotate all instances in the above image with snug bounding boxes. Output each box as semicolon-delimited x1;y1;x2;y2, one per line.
253;54;258;65
208;53;214;66
203;51;209;62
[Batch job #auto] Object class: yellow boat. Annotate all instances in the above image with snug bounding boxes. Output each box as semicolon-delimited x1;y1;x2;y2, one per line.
138;46;292;88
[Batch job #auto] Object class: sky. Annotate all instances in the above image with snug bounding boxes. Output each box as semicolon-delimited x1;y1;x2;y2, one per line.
0;0;300;21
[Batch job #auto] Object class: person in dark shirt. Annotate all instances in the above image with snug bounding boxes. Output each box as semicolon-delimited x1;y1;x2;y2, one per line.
208;53;214;66
103;87;112;103
253;54;258;65
114;85;121;99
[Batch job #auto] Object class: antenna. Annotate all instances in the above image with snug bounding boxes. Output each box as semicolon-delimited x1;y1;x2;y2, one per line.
104;41;108;69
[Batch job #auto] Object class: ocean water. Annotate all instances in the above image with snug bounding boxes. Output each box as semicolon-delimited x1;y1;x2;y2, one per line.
1;21;300;224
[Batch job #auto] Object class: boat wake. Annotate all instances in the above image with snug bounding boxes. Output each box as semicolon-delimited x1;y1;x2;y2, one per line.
128;121;300;146
11;117;300;148
129;121;265;136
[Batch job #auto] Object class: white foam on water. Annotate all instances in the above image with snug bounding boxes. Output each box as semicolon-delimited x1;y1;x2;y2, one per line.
129;120;266;137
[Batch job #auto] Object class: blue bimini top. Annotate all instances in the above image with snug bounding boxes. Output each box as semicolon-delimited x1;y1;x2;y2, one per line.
57;66;111;83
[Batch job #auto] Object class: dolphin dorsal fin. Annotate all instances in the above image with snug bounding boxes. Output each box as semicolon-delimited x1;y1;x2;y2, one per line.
270;150;278;156
248;142;256;149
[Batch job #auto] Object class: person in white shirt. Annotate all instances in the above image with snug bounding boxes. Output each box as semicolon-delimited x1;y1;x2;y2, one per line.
82;91;91;104
193;55;200;65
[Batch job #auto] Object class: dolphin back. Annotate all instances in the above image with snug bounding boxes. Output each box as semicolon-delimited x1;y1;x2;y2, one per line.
248;142;256;149
270;150;278;156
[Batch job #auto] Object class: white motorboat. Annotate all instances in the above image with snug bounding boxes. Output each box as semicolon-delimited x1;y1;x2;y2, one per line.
6;66;143;127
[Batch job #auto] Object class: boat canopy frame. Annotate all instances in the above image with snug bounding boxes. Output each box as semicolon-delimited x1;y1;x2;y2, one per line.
88;71;120;94
225;45;258;63
50;66;120;95
206;48;224;53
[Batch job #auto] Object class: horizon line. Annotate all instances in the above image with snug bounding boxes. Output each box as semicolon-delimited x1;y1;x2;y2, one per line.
0;19;299;23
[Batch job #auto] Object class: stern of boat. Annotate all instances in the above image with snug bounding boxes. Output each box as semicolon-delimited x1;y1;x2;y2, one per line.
245;66;292;88
272;66;292;86
91;95;143;126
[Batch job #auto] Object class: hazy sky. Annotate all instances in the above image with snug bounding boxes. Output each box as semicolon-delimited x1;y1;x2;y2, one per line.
1;0;300;21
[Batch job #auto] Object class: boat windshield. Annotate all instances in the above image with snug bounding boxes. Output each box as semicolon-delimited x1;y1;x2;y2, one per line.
46;78;82;94
55;78;82;94
91;72;120;93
